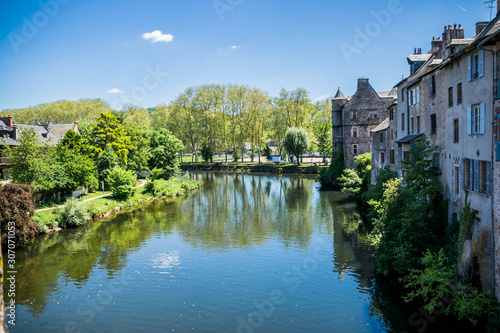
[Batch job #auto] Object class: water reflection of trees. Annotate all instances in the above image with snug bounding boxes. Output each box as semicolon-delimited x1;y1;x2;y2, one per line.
9;172;381;321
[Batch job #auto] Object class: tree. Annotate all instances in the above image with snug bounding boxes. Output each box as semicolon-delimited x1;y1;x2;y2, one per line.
124;124;150;173
106;167;136;199
313;121;332;164
283;127;310;165
96;144;120;182
89;112;132;165
148;129;184;180
201;143;214;163
404;136;440;197
0;184;39;246
4;128;49;185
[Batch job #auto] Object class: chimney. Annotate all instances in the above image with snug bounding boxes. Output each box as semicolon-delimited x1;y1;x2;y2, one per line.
432;37;444;59
476;21;489;36
357;78;370;90
0;115;13;127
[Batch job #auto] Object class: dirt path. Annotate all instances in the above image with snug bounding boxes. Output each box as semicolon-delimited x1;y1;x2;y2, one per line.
35;179;147;212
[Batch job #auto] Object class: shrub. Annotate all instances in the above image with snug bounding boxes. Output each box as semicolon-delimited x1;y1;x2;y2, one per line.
201;143;213;163
317;148;344;188
60;198;90;227
0;184;39;246
233;149;241;162
106;167;137;199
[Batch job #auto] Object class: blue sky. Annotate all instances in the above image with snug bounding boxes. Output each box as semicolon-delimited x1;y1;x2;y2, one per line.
0;0;493;110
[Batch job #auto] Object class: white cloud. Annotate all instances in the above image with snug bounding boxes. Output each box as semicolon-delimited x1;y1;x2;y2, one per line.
142;30;174;43
313;94;331;102
107;88;123;94
230;45;240;50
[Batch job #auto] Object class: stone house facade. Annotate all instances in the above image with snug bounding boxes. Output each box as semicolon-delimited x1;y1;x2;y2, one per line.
332;78;396;169
370;12;500;296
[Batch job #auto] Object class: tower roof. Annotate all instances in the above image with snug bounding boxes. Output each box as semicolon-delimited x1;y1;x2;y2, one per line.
333;88;346;99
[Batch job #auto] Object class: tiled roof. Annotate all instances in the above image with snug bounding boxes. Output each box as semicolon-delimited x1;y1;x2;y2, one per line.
371;118;390;133
396;133;424;143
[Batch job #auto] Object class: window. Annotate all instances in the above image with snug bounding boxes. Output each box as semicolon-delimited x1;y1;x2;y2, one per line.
433;153;440;170
464;158;471;190
401;113;405;131
480;160;487;194
455;166;460;194
403;151;410;164
410;117;414;134
453;118;459;143
462;158;491;195
410;91;414;105
369;111;378;119
389;109;394;121
352;127;358;138
417;116;420;133
430;75;436;95
448;86;453;107
352;111;357;120
468;103;485;135
468;51;484;81
430;114;437;135
391;129;394;140
390;149;395;164
457;83;462;104
380;132;384;144
380;152;385;164
352;144;358;156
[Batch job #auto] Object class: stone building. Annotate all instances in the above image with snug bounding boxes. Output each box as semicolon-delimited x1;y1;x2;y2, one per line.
332;78;396;169
371;11;500;296
478;5;500;301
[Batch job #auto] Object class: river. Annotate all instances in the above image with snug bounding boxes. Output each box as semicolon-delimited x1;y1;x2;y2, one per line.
6;172;419;332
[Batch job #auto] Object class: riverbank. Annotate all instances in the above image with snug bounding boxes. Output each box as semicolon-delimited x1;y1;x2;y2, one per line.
33;176;203;234
181;162;328;174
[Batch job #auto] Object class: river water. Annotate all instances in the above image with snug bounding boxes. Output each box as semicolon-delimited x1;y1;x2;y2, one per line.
6;173;413;332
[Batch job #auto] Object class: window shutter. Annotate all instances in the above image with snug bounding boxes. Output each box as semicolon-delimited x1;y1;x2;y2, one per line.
467;106;472;135
486;161;492;196
473;159;479;192
478;51;485;78
467;55;472;81
479;102;485;134
460;159;465;190
470;159;474;190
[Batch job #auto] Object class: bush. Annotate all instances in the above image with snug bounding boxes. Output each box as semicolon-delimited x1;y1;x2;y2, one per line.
201;143;213;163
106;167;137;199
317;148;344;188
233;149;241;162
0;184;39;246
60;198;90;227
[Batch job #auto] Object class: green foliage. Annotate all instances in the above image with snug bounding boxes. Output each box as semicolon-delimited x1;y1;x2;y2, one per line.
89;112;132;165
313;121;332;162
56;133;98;191
283;127;310;165
232;148;241;162
1;98;113;125
317;148;344;188
403;136;440;197
201;143;214;163
124;124;150;173
148;129;184;180
264;144;272;161
338;153;371;197
338;169;362;195
0;184;39;246
403;249;498;326
106;167;136;199
5;128;49;185
60;198;91;227
366;166;398;203
457;191;477;256
96;144;120;181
